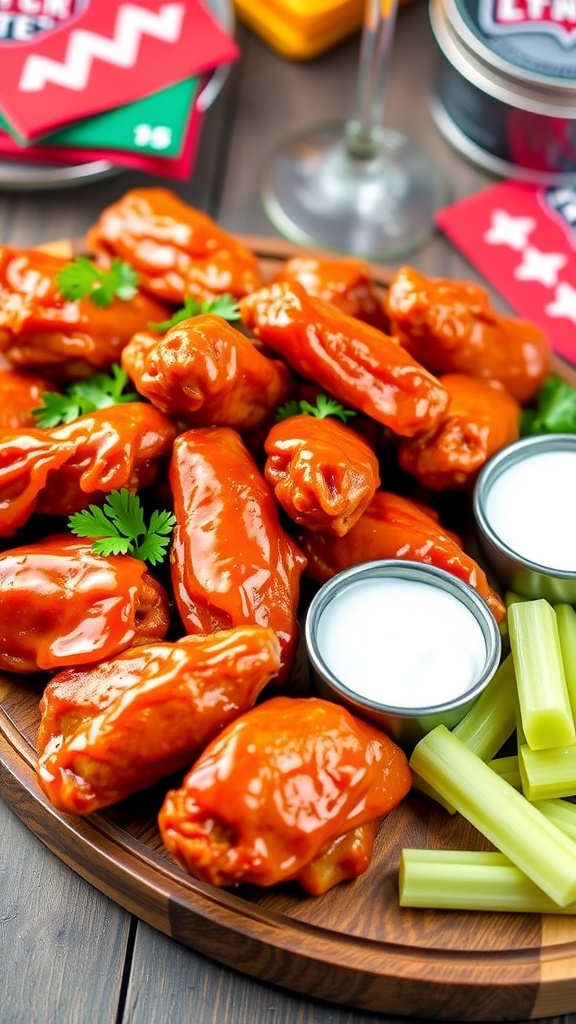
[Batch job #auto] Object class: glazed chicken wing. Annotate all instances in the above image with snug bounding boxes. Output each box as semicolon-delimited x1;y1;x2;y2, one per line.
275;254;389;330
86;187;263;305
385;266;551;404
0;245;170;381
264;412;380;536
0;535;170;673
169;427;306;685
397;373;520;491
37;626;281;814
0;403;178;536
122;314;293;432
158;696;412;892
240;280;449;437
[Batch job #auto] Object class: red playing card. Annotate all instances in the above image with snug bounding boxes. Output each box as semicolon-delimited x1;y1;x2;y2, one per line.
436;181;576;367
0;0;239;141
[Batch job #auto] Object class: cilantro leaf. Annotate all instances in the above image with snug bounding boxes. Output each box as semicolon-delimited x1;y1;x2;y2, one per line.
135;508;177;565
111;259;141;302
56;256;140;308
31;391;86;428
68;488;176;566
521;376;576;437
276;395;357;423
208;294;241;321
32;364;139;428
68;502;116;538
148;293;240;332
275;400;302;421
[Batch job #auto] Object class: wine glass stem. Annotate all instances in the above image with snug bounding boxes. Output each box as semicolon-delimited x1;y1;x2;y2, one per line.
345;0;399;160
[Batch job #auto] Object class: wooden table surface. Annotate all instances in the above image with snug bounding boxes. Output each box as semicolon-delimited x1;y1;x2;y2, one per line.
1;6;574;1024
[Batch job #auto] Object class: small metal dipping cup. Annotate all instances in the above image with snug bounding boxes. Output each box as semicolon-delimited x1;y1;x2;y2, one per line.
305;560;502;748
473;434;576;604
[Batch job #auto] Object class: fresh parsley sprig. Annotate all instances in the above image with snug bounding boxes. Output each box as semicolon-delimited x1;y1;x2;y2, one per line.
68;488;176;566
148;293;240;332
32;364;139;428
56;256;140;308
521;375;576;437
276;394;357;424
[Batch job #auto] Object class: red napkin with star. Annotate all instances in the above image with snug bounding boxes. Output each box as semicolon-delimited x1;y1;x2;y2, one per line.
436;181;576;367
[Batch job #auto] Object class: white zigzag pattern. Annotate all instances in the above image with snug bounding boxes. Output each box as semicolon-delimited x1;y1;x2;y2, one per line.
19;2;185;92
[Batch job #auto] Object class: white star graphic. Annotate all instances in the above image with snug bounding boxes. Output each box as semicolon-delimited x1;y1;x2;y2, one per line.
545;282;576;324
484;209;536;251
514;246;568;288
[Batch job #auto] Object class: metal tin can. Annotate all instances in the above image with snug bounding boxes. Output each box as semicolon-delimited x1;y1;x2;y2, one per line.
429;0;576;183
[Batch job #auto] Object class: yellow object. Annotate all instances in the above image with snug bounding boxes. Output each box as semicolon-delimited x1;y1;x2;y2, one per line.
233;0;367;61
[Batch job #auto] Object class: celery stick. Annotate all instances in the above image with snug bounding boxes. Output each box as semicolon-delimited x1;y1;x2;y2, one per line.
410;772;456;813
515;712;576;800
412;658;517;815
508;599;575;750
556;604;576;720
488;755;522;790
399;848;576;914
453;653;516;760
518;739;576;801
533;798;576;842
505;591;531;607
410;724;576;906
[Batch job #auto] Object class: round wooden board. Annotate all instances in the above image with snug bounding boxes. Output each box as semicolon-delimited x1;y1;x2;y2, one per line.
2;236;576;1022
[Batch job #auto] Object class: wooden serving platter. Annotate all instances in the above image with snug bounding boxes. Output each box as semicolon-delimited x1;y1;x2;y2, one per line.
2;237;576;1022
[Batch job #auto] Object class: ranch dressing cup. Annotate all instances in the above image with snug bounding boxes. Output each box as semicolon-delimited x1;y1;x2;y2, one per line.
305;560;502;748
474;434;576;602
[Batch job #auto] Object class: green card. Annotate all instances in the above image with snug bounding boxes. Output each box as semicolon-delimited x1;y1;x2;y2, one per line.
0;77;201;158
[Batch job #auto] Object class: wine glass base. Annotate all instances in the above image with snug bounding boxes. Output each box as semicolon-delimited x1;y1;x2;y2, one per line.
262;122;447;261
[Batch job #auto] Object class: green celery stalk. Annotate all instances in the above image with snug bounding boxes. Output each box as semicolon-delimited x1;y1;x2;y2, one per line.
518;738;576;800
516;711;576;800
488;754;522;790
409;724;576;906
452;653;516;759
399;848;576;914
412;656;517;814
508;599;575;750
556;603;576;720
410;772;456;814
533;798;576;842
505;591;530;608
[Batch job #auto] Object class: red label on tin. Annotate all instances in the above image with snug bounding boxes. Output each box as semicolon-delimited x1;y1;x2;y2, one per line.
481;0;576;45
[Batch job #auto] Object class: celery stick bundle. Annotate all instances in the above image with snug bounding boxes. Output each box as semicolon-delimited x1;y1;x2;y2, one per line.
409;725;576;907
400;792;576;912
401;600;576;914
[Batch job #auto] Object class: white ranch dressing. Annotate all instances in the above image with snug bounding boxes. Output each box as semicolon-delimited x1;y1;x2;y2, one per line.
484;450;576;572
315;577;487;709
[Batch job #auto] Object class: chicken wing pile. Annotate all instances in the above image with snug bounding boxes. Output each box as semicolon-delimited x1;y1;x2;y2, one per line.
0;186;552;894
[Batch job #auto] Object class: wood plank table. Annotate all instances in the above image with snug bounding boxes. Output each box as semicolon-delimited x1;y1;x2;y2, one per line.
2;6;575;1023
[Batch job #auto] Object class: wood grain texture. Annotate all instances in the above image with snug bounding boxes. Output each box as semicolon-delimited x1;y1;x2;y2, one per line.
0;797;131;1024
2;238;576;1023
